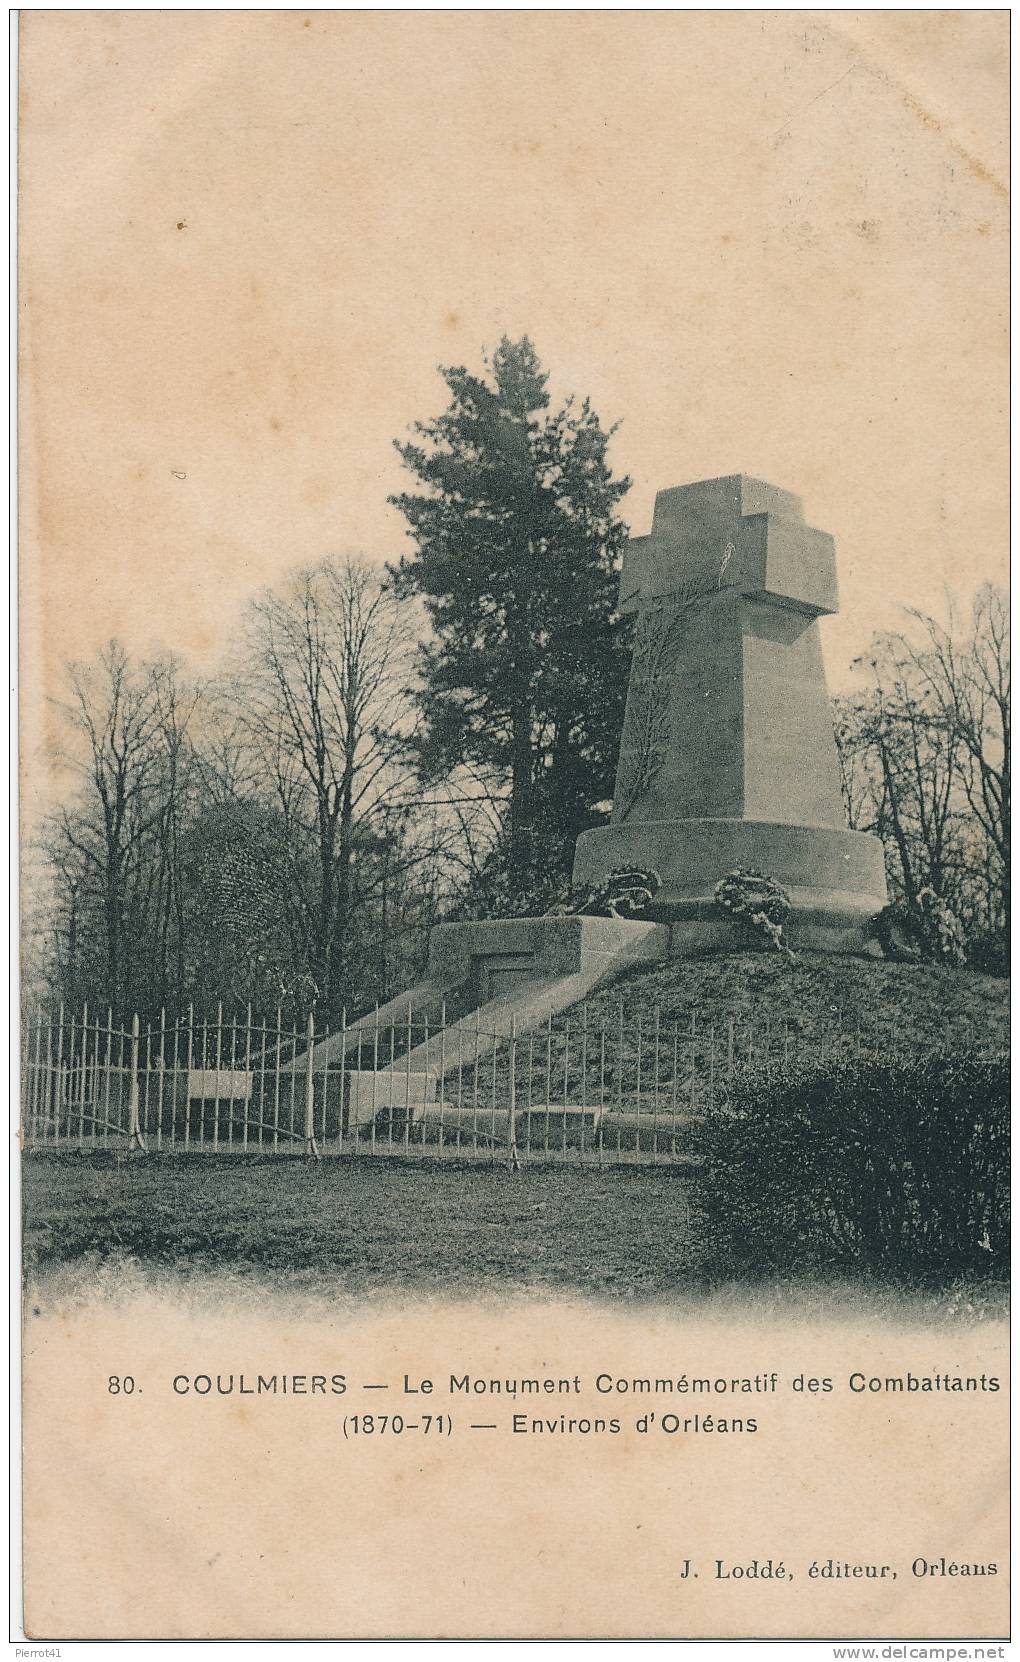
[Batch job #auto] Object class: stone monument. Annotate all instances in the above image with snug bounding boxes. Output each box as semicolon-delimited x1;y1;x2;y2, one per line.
300;472;888;1095
572;473;887;949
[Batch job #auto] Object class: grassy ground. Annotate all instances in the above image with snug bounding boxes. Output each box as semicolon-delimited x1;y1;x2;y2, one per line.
23;1152;693;1298
22;1151;1007;1321
584;949;1009;1054
22;957;1008;1317
432;950;1010;1116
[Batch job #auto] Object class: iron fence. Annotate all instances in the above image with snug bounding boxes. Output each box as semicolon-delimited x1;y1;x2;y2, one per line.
19;999;995;1168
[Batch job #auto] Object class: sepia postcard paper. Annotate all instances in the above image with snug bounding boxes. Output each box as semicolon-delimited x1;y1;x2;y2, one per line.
17;8;1009;1643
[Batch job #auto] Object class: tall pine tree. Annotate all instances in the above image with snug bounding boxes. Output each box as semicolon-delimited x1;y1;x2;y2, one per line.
389;337;632;904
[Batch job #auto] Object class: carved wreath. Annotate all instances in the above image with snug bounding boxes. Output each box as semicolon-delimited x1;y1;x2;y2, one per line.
614;581;706;821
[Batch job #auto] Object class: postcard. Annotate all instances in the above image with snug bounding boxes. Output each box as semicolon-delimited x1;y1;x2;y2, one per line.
17;9;1009;1642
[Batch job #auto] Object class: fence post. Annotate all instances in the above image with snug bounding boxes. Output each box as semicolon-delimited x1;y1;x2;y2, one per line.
213;1000;223;1151
338;1008;347;1156
53;1004;65;1142
128;1013;146;1152
185;1004;195;1150
304;1012;321;1160
78;1001;89;1148
242;1003;252;1152
438;1001;447;1154
157;1008;166;1151
42;1015;53;1143
404;1004;413;1153
26;1007;42;1147
507;1014;520;1173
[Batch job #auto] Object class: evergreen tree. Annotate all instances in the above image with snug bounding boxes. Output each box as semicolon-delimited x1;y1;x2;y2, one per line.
389;337;632;902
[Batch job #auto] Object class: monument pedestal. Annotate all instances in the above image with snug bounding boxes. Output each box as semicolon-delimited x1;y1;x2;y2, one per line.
573;817;887;952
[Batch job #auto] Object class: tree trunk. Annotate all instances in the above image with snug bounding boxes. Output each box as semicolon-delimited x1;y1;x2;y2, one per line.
326;765;356;1015
105;871;122;1011
508;703;534;896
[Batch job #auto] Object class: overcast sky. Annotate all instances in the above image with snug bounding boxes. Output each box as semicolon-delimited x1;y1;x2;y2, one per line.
20;10;1007;817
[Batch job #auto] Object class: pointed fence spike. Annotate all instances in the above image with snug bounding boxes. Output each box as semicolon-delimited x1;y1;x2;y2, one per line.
507;1012;519;1172
304;1010;320;1159
128;1012;146;1153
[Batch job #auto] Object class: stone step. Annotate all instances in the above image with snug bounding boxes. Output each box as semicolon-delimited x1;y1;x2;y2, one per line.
346;1069;437;1126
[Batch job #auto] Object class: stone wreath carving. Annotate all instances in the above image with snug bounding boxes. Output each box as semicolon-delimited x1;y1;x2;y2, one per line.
614;582;706;821
714;867;795;959
547;868;662;921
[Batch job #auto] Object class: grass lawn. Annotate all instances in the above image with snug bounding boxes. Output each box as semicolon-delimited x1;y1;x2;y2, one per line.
596;950;1010;1055
21;958;1008;1315
23;1151;693;1298
22;1151;1007;1321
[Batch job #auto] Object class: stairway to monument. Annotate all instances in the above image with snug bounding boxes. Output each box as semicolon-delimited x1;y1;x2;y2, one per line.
365;978;634;1123
327;919;670;1126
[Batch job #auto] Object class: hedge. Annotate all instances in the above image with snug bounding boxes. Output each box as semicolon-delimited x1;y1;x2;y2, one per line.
691;1053;1009;1279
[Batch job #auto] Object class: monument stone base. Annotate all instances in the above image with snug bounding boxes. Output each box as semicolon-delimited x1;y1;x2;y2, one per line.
572;817;888;953
428;914;668;1004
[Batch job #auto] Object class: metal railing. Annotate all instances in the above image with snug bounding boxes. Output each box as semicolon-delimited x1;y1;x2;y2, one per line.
19;999;995;1168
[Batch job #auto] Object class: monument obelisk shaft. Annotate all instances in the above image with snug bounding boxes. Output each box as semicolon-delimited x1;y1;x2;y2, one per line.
572;474;887;950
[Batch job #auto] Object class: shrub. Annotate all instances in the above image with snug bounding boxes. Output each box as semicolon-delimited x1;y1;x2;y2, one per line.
968;929;1009;979
871;889;967;966
691;1053;1009;1280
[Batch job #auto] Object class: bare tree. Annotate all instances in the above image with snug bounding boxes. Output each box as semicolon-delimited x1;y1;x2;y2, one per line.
838;586;1009;947
833;694;886;835
850;645;962;909
43;643;208;1015
895;585;1009;927
229;558;420;1014
50;642;162;1009
148;657;203;1010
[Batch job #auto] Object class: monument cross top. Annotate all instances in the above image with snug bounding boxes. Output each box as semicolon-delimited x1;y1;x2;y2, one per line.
620;473;838;620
